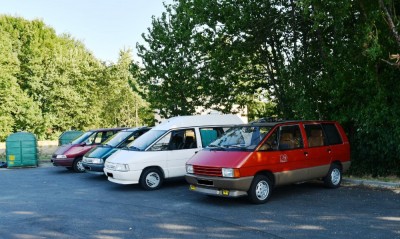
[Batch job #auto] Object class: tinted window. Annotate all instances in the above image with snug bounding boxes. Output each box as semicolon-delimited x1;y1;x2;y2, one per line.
304;124;326;147
280;125;303;150
322;123;343;145
259;125;303;151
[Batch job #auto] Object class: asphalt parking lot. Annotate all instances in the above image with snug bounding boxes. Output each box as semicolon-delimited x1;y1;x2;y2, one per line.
0;166;399;239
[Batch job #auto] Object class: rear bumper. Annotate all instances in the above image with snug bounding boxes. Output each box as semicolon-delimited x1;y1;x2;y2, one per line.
51;158;74;167
185;174;254;197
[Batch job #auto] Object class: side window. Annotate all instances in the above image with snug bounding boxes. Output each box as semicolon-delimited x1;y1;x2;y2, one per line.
149;129;197;151
93;131;114;144
85;133;96;145
119;134;136;148
278;125;303;150
259;125;303;151
322;123;343;145
149;132;171;151
93;132;103;144
305;124;326;147
259;128;278;151
102;131;115;143
182;129;197;149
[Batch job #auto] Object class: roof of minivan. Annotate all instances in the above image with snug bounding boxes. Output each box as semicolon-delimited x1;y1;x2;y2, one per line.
153;114;244;131
246;120;338;127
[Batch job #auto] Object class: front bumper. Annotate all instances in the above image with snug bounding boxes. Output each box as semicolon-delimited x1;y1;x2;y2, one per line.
83;162;105;175
185;174;254;198
104;168;141;185
51;158;74;167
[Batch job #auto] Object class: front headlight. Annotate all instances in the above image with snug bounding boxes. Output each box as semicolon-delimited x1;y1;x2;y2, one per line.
83;157;103;164
56;155;67;159
105;162;129;172
186;164;194;174
222;168;239;178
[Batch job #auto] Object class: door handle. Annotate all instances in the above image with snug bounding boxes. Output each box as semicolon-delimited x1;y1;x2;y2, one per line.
304;152;308;156
327;149;332;153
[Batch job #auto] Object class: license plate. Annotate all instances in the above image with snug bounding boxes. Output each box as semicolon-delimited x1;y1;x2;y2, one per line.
222;189;229;196
189;185;196;191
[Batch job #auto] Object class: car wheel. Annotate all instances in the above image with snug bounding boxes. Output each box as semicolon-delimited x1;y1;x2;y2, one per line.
324;164;342;188
247;175;273;204
139;168;163;190
72;158;85;173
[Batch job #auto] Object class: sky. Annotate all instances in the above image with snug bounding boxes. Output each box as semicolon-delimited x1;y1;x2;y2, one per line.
0;0;173;63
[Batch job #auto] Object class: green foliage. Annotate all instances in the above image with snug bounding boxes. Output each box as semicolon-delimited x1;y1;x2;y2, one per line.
138;0;400;176
0;15;153;141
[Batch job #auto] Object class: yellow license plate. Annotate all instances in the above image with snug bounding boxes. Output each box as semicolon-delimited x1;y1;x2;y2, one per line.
222;189;229;196
189;185;196;191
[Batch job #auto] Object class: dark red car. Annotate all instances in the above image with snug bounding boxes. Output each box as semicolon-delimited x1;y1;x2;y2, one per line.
51;128;127;172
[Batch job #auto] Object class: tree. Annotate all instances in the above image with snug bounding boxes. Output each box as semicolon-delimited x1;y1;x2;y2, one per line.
101;49;152;127
0;15;153;140
138;0;400;176
0;28;42;140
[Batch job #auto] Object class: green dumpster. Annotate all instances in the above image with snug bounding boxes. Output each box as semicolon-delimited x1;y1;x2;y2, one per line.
58;130;83;146
6;132;38;168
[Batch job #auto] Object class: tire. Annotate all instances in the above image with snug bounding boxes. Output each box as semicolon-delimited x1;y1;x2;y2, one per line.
324;164;342;188
72;157;85;173
247;175;273;204
139;168;163;190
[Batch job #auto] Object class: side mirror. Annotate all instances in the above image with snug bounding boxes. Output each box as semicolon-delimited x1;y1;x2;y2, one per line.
79;142;87;146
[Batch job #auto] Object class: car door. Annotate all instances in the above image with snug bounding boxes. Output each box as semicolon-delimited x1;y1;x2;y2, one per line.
166;128;198;177
303;123;331;178
258;124;307;185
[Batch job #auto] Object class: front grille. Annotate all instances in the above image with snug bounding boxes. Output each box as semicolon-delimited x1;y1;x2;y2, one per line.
193;165;222;177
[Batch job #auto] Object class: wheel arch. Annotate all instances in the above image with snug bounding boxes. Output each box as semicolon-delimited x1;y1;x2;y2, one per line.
141;166;165;179
331;160;343;170
254;170;275;187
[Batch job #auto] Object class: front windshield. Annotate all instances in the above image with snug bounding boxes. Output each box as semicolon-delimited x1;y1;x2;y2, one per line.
102;131;133;147
208;126;272;151
71;131;94;144
127;130;167;151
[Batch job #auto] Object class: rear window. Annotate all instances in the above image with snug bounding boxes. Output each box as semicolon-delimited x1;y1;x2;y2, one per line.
322;123;343;145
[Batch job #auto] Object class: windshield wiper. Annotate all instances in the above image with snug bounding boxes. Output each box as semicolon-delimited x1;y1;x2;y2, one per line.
207;144;226;151
228;144;247;149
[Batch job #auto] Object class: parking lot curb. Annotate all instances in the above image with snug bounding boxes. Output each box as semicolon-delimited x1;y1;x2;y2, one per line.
343;178;400;189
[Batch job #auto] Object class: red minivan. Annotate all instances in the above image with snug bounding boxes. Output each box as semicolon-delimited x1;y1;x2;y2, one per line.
185;120;350;204
51;128;127;172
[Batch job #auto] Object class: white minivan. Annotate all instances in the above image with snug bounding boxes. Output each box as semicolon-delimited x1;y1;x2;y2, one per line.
104;114;244;190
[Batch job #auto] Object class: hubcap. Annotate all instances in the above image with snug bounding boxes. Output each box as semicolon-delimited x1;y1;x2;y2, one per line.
145;172;160;188
77;160;85;172
331;168;341;185
255;180;270;200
